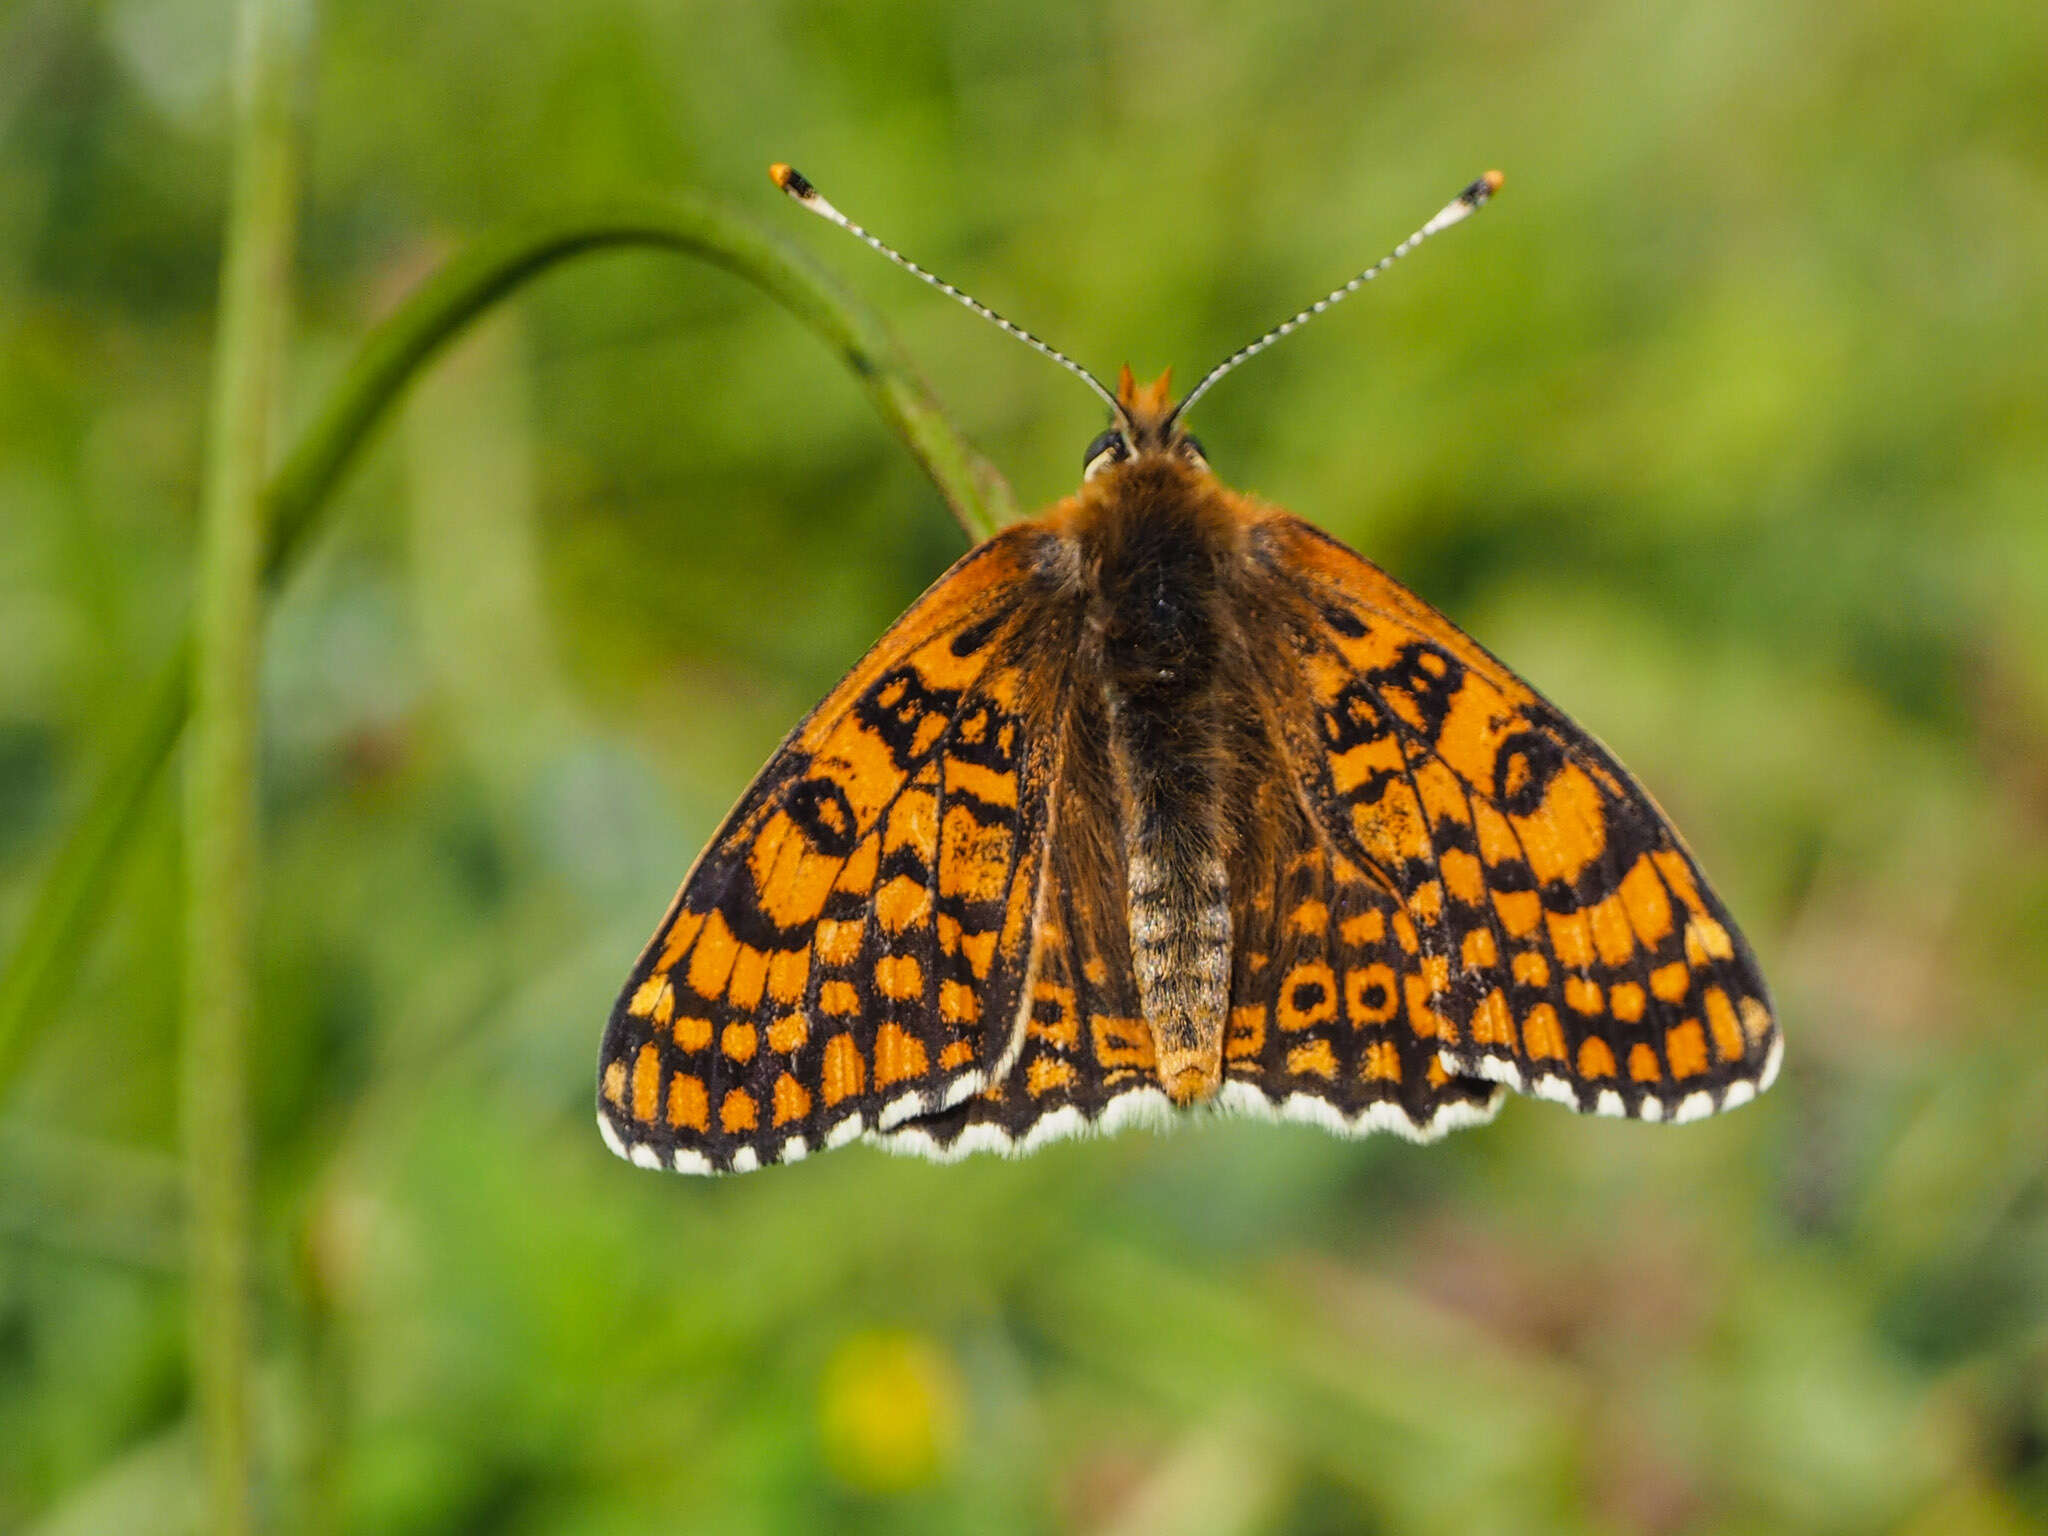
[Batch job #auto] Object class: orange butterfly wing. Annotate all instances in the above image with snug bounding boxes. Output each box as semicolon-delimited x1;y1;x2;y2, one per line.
1239;515;1780;1125
597;525;1081;1173
873;853;1165;1160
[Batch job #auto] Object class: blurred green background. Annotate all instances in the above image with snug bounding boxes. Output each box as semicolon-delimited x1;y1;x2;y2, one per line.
4;0;2047;1531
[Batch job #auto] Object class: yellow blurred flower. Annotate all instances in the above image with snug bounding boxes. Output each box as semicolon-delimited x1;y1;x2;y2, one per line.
818;1328;964;1494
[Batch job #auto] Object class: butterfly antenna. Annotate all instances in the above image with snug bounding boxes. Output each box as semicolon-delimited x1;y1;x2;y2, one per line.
1168;170;1505;427
771;163;1127;422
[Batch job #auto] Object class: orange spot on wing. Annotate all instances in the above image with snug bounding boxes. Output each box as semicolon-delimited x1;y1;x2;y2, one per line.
1413;758;1475;829
721;1088;758;1134
1226;1004;1267;1060
1353;782;1431;868
1372;911;1411;958
875;954;924;1001
1029;983;1078;1047
1610;982;1646;1023
822;1034;865;1107
1328;734;1404;799
629;975;667;1019
1511;950;1550;989
655;908;705;974
819;980;861;1017
832;837;880;897
1652;849;1709;916
938;1039;975;1071
632;1044;661;1122
1588;894;1636;968
1287;1038;1338;1079
1739;996;1772;1045
1278;961;1339;1030
767;948;810;1005
939;807;1010;903
1287;898;1329;934
1510;763;1606;885
602;1060;626;1107
1472;800;1521;869
721;1022;757;1063
1404;972;1449;1039
1441;847;1486;906
772;1073;811;1127
1619;854;1674;945
1684;915;1734;966
816;919;862;966
1628;1042;1661;1083
1469;988;1516;1048
767;1013;808;1054
939;979;979;1025
752;826;840;929
881;785;937;857
1704;987;1745;1060
945;756;1017;809
1577;1036;1616;1079
1339;908;1386;948
674;1015;713;1051
727;945;769;1011
668;1073;708;1131
1091;1015;1153;1072
1546;909;1595;970
1666;1021;1708;1078
1650;961;1691;1003
874;874;931;934
874;1022;930;1088
1344;963;1398;1024
686;910;740;1002
1432;683;1517;789
1408;880;1444;924
1493;889;1542;939
1027;1057;1076;1097
1461;926;1499;970
1564;975;1604;1016
1363;1040;1402;1081
816;730;899;825
1522;1003;1566;1061
957;927;998;980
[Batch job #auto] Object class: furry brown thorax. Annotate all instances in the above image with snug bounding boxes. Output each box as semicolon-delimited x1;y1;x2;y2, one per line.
1041;366;1280;1102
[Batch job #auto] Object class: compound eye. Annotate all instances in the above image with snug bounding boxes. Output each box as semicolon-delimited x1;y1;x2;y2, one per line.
1082;428;1128;480
1179;433;1208;470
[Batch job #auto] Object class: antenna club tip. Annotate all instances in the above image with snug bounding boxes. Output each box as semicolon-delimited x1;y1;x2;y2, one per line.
768;162;815;199
1458;169;1506;207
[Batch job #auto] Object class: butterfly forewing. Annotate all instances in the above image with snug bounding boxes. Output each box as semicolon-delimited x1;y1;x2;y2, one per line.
1257;516;1781;1123
598;528;1080;1172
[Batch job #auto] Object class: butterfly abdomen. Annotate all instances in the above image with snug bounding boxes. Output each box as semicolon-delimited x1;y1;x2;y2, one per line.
1071;461;1251;1104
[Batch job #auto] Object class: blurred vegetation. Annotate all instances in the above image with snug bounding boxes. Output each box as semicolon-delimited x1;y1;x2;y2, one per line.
3;0;2046;1532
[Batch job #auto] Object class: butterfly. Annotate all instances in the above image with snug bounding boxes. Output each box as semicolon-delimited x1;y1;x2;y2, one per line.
596;166;1780;1175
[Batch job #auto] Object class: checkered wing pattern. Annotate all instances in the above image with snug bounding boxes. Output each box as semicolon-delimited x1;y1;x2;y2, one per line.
598;526;1078;1173
1251;516;1780;1125
870;848;1167;1160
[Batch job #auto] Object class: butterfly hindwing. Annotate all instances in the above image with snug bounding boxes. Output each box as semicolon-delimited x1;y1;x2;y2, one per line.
1256;515;1781;1123
1218;809;1508;1139
870;858;1174;1160
598;527;1079;1172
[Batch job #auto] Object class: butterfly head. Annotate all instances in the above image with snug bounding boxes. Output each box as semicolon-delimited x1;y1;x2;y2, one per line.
1082;365;1210;482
